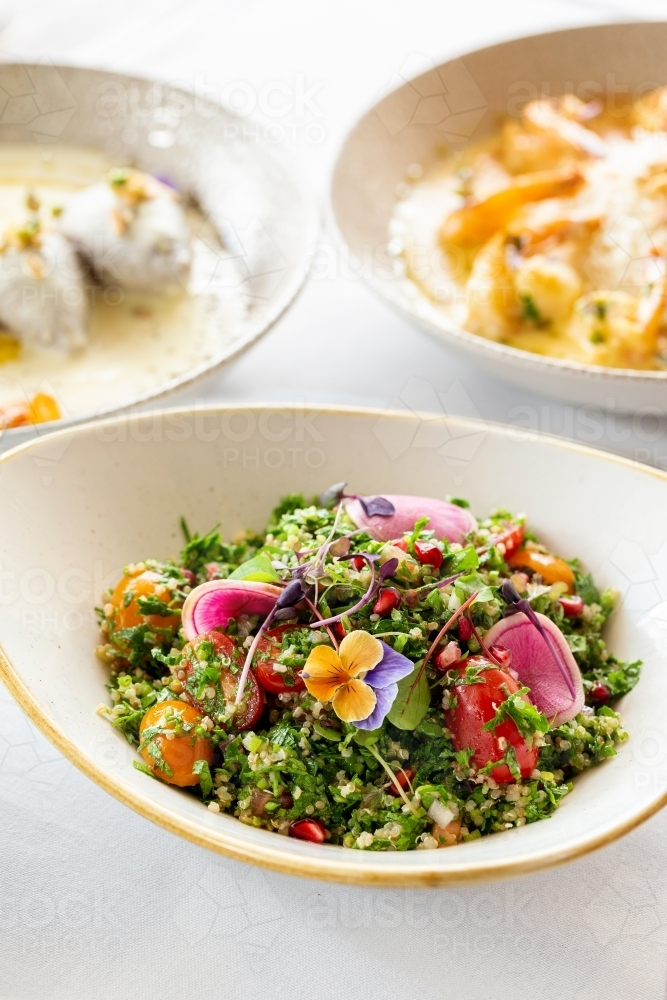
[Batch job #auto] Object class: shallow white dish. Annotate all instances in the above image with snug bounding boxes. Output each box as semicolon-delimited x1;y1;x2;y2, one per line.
331;22;667;413
0;63;317;447
1;404;666;885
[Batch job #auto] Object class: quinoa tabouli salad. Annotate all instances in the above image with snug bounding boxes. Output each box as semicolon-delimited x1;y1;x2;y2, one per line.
96;487;640;852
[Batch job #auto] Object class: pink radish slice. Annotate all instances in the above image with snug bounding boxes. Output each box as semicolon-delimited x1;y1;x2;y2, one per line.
181;580;281;641
345;494;477;545
484;612;584;725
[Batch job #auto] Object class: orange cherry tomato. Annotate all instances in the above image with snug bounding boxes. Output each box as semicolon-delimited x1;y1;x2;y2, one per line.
111;569;181;630
139;699;214;787
445;659;539;783
506;546;574;592
181;631;265;730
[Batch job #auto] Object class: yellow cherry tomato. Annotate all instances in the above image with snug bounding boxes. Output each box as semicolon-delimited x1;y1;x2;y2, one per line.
507;547;574;592
139;700;214;786
111;569;181;631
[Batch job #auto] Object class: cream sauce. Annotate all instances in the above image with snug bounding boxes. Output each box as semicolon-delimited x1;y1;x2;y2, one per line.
389;109;667;369
0;145;248;416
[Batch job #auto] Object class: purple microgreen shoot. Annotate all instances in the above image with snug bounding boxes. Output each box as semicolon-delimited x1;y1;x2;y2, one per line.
303;595;340;651
318;482;347;509
310;557;377;628
463;610;504;668
356;495;396;518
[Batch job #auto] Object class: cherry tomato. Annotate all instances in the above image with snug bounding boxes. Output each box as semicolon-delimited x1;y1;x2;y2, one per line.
139;699;214;787
507;546;574;592
559;594;584;617
181;630;265;730
491;523;525;559
390;538;408;552
445;658;539;783
110;568;181;631
414;540;443;570
255;626;306;695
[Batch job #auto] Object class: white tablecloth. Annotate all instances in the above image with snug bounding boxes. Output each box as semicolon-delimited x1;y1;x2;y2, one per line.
3;2;667;997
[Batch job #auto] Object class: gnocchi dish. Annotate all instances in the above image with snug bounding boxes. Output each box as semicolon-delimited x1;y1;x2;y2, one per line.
391;89;667;369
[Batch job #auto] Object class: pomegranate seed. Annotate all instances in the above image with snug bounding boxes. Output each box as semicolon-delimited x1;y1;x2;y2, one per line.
559;595;584;617
179;568;195;587
390;538;408;551
373;588;401;616
590;682;611;703
457;616;473;643
352;556;366;571
489;644;512;669
331;621;347;641
414;540;443;570
436;641;462;672
388;768;414;796
289;818;327;843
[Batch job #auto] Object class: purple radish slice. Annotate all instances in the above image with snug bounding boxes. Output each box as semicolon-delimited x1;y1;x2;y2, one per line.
345;494;477;545
484;612;584;726
181;580;281;641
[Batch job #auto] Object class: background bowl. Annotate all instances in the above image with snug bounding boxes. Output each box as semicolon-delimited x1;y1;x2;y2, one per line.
0;63;318;446
331;22;667;413
0;404;666;885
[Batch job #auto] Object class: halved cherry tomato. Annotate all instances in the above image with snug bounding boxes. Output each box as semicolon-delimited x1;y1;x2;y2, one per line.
507;546;574;592
445;658;539;783
491;523;525;559
139;699;214;787
255;626;306;696
110;568;181;631
181;630;265;730
414;540;443;570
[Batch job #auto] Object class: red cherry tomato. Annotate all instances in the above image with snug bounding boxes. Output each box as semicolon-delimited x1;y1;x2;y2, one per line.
492;523;525;560
181;630;265;730
414;540;443;570
255;626;306;696
390;538;408;552
445;658;539;783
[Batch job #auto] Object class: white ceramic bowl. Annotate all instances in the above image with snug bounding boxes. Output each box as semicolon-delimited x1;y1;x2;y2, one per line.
0;63;317;447
1;404;666;885
331;22;667;413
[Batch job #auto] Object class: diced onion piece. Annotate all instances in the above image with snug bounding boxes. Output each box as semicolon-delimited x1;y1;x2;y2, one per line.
428;800;455;829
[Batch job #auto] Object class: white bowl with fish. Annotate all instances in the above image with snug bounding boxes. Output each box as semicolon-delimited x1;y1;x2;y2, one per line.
0;63;318;443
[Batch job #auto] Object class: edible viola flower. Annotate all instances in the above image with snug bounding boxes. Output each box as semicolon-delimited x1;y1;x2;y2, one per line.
301;630;413;730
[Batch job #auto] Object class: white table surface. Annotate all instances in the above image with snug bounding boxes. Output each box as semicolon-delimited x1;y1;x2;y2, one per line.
3;2;667;997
